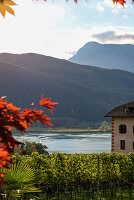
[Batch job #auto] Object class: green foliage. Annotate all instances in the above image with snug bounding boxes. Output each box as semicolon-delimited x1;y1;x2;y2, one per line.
1;153;134;198
19;140;48;155
99;121;111;131
34;142;48;155
19;140;36;155
0;162;41;199
10;152;134;195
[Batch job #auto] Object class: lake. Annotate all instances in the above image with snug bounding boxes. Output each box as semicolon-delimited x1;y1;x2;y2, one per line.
14;131;111;154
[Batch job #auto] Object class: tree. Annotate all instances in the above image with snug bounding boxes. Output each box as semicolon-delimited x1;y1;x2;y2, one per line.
19;140;49;155
0;95;58;184
0;0;132;18
99;121;111;131
19;140;37;155
34;142;48;154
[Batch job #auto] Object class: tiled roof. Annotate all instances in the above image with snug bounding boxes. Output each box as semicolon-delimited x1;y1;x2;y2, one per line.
105;101;134;117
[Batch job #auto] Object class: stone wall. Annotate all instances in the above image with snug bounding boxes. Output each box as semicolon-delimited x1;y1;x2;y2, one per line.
112;117;134;153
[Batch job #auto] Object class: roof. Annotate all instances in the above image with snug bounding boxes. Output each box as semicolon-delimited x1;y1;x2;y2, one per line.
105;101;134;117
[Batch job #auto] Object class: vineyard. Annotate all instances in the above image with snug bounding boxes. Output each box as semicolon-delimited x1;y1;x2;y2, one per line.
0;152;134;199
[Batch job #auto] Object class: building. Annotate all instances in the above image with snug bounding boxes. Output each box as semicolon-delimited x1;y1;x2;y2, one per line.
105;101;134;153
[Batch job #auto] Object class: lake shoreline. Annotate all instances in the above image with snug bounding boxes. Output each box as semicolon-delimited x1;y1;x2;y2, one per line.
27;127;111;133
14;129;111;154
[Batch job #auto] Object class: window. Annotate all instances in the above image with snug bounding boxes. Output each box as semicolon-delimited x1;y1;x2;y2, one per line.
133;142;134;150
120;140;125;150
123;107;134;115
124;107;129;115
133;126;134;133
119;124;126;133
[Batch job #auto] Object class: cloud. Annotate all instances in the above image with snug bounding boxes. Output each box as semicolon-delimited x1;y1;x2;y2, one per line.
96;3;105;12
101;0;128;9
123;14;128;19
92;31;134;43
0;0;134;60
102;0;113;8
96;0;128;13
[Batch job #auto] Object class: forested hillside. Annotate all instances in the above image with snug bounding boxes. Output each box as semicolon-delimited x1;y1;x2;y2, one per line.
0;53;134;127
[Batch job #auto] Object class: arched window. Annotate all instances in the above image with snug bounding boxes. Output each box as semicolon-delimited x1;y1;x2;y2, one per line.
119;124;126;133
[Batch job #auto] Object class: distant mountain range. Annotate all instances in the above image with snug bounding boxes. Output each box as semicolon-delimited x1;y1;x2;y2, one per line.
69;42;134;73
1;53;134;127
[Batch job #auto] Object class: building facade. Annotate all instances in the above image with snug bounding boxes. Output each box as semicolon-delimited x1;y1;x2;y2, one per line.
105;101;134;153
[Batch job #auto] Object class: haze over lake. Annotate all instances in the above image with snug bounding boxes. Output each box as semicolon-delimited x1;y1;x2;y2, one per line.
14;131;111;154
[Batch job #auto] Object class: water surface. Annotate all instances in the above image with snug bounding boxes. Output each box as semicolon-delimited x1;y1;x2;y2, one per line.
14;131;111;154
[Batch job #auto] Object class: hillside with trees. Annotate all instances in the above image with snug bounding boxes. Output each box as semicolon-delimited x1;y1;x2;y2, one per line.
1;53;134;126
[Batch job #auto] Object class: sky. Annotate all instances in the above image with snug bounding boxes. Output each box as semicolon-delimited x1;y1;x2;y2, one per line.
0;0;134;59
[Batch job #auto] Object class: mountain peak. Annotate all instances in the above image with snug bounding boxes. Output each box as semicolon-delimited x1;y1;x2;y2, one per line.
69;42;134;73
86;41;100;45
82;41;101;49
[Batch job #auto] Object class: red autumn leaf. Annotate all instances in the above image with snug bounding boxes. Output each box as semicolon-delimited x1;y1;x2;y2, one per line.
0;101;7;109
39;95;58;114
0;146;12;185
113;0;126;6
22;108;53;126
7;103;20;113
0;95;58;184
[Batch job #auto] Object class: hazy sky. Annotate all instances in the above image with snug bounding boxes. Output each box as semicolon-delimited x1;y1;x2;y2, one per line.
0;0;134;59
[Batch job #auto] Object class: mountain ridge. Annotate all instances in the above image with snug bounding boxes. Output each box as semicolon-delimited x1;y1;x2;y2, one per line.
1;53;134;127
69;42;134;73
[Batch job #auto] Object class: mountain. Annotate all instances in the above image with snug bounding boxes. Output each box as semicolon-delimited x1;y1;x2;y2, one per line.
69;42;134;73
1;53;134;127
